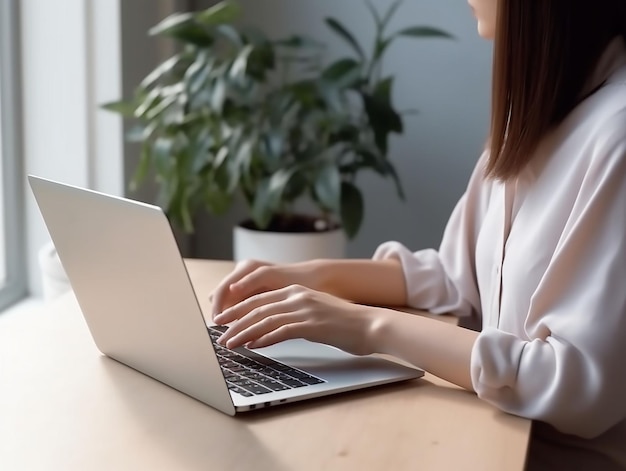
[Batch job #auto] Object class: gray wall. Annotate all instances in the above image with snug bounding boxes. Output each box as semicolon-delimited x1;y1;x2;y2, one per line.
191;0;493;260
122;0;493;260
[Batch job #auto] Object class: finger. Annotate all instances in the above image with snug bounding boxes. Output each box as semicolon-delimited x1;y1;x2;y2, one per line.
224;311;305;349
217;292;303;345
229;265;276;298
246;322;307;349
214;284;295;325
211;260;265;317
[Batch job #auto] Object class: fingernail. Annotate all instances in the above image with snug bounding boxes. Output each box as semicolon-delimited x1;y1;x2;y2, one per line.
213;313;225;323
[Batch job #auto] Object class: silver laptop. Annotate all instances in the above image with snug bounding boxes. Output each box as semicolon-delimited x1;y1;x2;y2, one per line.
29;175;423;415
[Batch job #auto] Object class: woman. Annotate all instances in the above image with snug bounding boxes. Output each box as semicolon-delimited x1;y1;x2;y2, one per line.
211;0;626;468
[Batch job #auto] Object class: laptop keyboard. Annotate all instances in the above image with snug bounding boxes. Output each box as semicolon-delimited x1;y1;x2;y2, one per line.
208;325;325;397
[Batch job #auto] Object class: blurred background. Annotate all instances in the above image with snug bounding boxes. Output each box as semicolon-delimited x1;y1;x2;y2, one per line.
1;0;491;307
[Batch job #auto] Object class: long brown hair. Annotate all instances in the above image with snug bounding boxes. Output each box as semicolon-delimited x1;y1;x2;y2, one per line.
487;0;626;180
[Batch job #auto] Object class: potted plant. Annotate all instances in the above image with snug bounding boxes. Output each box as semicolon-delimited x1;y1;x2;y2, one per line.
104;0;452;262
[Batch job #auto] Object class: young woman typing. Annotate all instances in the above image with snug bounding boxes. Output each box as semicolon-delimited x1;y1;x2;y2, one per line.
211;1;626;468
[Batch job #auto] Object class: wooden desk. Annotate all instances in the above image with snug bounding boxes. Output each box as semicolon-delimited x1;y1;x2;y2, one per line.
0;260;531;470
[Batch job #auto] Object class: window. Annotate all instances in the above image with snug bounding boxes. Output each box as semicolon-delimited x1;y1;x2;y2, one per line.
0;0;27;312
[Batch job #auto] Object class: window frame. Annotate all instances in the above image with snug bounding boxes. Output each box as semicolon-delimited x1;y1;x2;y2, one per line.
0;0;27;312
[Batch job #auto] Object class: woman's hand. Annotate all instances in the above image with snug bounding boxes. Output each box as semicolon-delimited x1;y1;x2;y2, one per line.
213;284;379;356
210;259;323;319
210;258;408;320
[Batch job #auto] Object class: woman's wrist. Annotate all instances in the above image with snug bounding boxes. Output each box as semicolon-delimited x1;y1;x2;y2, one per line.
360;306;393;356
367;308;477;390
305;259;343;295
303;258;407;306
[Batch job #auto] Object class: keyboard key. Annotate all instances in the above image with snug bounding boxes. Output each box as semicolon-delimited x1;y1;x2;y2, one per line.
276;377;308;388
208;326;326;396
227;383;254;397
298;375;325;385
236;381;272;395
256;380;291;392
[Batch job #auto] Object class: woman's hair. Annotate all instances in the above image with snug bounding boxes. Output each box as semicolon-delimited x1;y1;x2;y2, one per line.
487;0;626;180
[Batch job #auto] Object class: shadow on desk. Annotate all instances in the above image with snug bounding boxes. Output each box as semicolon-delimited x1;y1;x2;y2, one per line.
99;357;290;471
99;352;496;471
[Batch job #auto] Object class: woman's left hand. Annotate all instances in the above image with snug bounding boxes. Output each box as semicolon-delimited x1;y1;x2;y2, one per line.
213;284;379;356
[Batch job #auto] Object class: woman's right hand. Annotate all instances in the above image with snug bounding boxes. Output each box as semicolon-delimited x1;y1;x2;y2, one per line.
210;259;324;319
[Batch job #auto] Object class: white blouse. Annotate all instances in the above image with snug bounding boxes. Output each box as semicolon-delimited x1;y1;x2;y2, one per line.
374;38;626;469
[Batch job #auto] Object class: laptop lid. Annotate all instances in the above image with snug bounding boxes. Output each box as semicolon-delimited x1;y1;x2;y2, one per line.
29;175;236;415
29;176;423;414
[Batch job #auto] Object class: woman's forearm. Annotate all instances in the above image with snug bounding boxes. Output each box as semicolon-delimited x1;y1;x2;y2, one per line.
313;259;408;307
368;308;478;391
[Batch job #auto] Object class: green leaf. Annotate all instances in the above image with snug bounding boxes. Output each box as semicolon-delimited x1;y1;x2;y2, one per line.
213;147;230;191
362;77;403;153
140;54;182;90
382;160;406;200
375;26;452;66
322;58;363;88
211;78;227;113
169;165;194;233
231;138;254;191
340;181;364;239
373;76;394;104
101;100;136;117
248;42;276;81
145;93;178;121
229;44;254;80
134;87;162;118
263;130;284;168
191;129;213;173
333;123;358;140
318;81;344;113
194;1;241;26
125;125;146;143
133;122;158;143
184;54;211;97
252;169;295;229
149;12;194;36
215;24;244;47
395;26;455;40
373;37;393;64
130;144;152;191
358;148;389;175
204;182;233;214
325;18;365;59
268;169;296;200
149;12;214;47
152;137;175;174
314;163;341;213
290;80;318;106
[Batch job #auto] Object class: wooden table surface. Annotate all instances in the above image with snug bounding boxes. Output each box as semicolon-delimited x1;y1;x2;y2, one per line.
0;259;531;470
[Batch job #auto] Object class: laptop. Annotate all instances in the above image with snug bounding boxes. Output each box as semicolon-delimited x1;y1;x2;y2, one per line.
28;175;423;415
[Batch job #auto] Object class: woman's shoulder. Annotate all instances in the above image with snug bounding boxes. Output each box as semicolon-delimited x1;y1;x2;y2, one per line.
555;69;626;161
527;71;626;183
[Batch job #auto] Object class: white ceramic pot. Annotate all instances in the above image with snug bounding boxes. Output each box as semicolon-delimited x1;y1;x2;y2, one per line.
233;225;346;264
